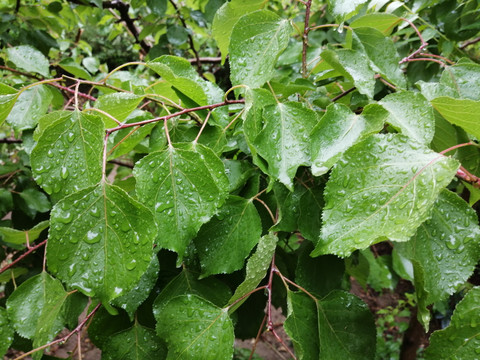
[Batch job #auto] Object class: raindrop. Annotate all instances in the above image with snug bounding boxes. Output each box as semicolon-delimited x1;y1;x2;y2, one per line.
61;166;69;179
126;259;137;270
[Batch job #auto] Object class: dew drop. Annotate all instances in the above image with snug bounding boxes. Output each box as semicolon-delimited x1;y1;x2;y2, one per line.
61;166;69;179
126;259;137;270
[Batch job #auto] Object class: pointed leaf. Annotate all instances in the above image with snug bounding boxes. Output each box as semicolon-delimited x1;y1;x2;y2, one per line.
425;287;480;359
311;103;386;176
327;0;368;22
431;97;480;139
31;111;104;203
6;45;49;76
102;323;167;360
134;143;229;259
229;10;291;88
396;190;480;308
350;13;401;35
212;0;265;62
314;134;459;257
58;58;92;80
380;91;435;144
194;195;262;277
0;307;14;358
0;220;49;246
321;49;376;98
95;93;144;127
6;85;53;131
47;183;157;303
228;233;277;311
0;83;19;126
254;102;318;189
440;63;480;101
156;294;234;360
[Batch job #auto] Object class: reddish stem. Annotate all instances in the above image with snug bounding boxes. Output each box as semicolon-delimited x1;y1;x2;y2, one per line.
302;0;313;78
0;239;47;275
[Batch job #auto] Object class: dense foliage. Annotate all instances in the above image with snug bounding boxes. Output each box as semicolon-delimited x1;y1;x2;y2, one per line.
1;0;480;359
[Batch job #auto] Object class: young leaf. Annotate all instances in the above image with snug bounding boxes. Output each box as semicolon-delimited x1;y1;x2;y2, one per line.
212;0;265;62
440;63;480;101
431;97;480;139
0;220;49;246
396;190;480;315
228;233;277;311
6;85;53;131
47;182;157;304
31;110;104;202
327;0;368;22
102;323;167;360
194;195;262;278
229;10;291;89
350;13;401;35
321;49;376;98
310;103;386;176
94;93;144;127
425;287;480;359
253;102;318;189
0;83;19;126
0;307;14;358
284;290;376;360
314;134;459;257
379;91;435;144
156;294;234;360
134;143;229;260
6;45;50;77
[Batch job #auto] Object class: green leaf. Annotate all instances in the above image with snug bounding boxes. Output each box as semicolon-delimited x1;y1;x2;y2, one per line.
311;103;386;176
0;268;28;283
102;322;167;360
352;27;406;88
284;290;376;360
134;143;229;260
33;110;72;141
379;91;435;144
228;233;277;311
431;97;480;139
313;134;459;257
0;83;19;126
6;272;67;357
58;58;92;80
212;0;265;62
440;63;480;101
94;93;144;127
271;182;307;232
396;190;480;312
0;307;14;358
350;13;401;35
112;256;160;319
0;220;49;246
6;45;50;76
167;24;189;46
298;184;324;241
156;294;234;360
425;287;480;359
18;188;51;215
321;49;376;98
229;10;291;88
194;195;262;278
327;0;368;22
253;102;318;189
31;111;104;202
47;182;157;304
6;85;53;131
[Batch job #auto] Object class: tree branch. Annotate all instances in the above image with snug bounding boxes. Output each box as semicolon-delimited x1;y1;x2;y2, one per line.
0;239;47;276
301;0;313;78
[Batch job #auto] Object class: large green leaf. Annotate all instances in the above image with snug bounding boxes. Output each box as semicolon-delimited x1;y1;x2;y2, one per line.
0;83;19;126
47;182;157;304
321;49;376;98
94;93;144;127
6;272;68;359
253;102;318;189
352;27;406;88
0;307;13;358
229;10;291;88
380;91;435;144
156;294;234;360
212;0;265;62
440;63;480;101
134;143;229;260
6;85;53;131
313;134;459;257
228;233;277;311
6;45;50;77
102;323;167;360
284;290;376;360
431;97;480;139
396;190;480;319
194;195;262;277
425;287;480;359
310;103;386;176
31;110;104;202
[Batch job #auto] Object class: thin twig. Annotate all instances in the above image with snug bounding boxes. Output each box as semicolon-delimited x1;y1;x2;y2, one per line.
108;159;134;169
460;36;480;49
301;0;313;78
0;138;22;144
399;18;428;64
332;86;356;102
0;239;47;275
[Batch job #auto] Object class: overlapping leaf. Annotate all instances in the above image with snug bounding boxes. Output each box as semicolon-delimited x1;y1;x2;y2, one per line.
313;134;459;257
0;220;49;246
0;307;13;358
6;45;50;76
431;97;480;139
94;93;144;127
156;294;234;360
47;182;157;303
0;83;19;126
229;10;291;88
31;110;104;202
327;0;368;22
134;143;229;260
